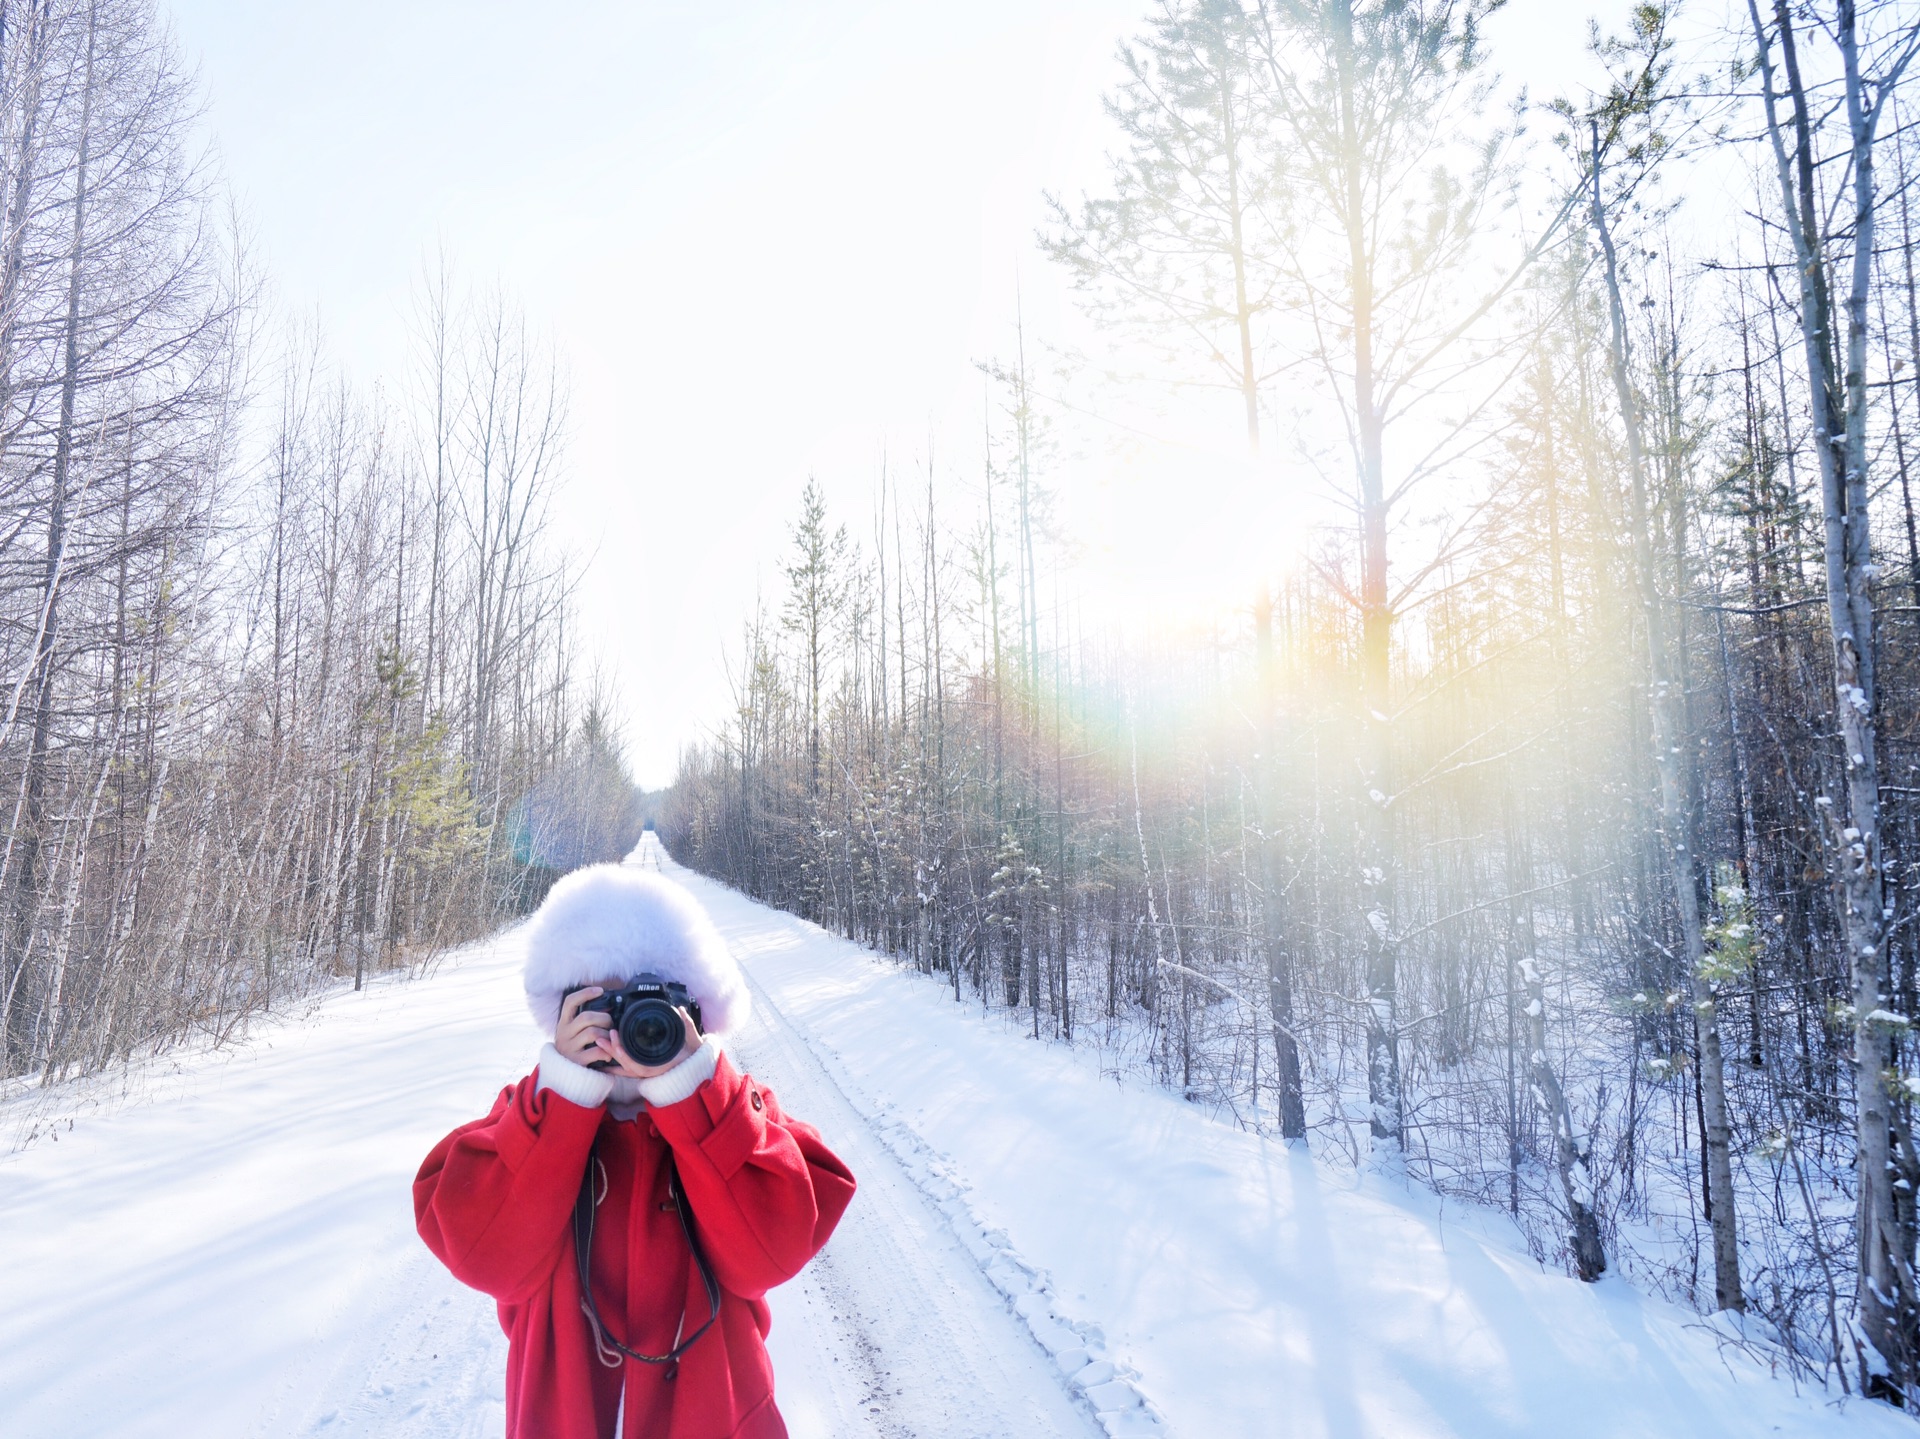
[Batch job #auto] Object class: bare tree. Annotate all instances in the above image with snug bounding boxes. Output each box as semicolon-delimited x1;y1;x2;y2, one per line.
1746;0;1920;1396
1044;0;1281;449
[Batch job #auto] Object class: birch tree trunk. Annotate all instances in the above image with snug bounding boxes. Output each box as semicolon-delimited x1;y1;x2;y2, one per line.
1256;586;1306;1139
1746;0;1915;1391
1517;948;1606;1279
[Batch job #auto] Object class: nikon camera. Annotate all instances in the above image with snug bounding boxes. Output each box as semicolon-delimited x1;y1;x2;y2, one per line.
576;972;703;1068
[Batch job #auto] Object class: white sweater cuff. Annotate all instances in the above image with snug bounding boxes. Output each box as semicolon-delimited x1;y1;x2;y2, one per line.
537;1043;615;1108
637;1035;723;1109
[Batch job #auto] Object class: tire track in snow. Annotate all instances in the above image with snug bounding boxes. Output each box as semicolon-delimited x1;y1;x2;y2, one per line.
726;922;1162;1439
728;952;1103;1439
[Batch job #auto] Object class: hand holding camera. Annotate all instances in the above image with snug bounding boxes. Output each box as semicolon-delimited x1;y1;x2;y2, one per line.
555;974;703;1078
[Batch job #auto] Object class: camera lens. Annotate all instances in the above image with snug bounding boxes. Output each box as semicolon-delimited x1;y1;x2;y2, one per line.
621;999;685;1067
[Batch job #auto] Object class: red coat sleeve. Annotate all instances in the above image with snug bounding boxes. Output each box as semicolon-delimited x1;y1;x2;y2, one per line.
413;1074;604;1302
648;1051;857;1300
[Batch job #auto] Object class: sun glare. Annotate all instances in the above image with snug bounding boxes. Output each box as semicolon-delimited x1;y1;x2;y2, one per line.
1066;441;1315;635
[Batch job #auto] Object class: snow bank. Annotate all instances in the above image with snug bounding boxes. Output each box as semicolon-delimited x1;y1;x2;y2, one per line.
0;933;537;1438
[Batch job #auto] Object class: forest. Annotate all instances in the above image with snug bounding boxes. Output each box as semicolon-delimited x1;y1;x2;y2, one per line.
662;0;1920;1407
0;1;642;1091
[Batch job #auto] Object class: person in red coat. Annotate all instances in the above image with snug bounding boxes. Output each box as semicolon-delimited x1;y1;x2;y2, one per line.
415;863;856;1439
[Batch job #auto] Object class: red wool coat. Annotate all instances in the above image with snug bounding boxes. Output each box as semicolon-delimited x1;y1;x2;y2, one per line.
415;1051;855;1439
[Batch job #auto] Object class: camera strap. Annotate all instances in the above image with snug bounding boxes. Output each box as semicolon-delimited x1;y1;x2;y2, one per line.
573;1136;723;1373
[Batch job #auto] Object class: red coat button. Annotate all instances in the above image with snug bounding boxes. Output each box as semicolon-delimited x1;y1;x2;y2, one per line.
750;1091;764;1112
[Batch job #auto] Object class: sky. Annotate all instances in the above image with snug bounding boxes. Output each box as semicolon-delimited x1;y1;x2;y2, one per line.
163;0;1639;787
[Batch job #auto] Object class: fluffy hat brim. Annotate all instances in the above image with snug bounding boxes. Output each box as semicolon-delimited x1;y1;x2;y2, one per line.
521;863;750;1039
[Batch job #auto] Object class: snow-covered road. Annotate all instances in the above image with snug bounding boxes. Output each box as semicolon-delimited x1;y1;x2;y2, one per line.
0;842;1908;1438
0;845;1102;1439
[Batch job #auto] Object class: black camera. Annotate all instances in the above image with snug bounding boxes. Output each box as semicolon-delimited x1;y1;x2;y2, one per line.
576;973;703;1068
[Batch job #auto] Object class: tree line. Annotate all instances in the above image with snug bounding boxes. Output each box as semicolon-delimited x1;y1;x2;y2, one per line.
0;0;642;1098
664;0;1920;1406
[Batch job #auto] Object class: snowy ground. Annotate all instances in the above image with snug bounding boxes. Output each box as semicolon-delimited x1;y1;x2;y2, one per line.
0;838;1908;1438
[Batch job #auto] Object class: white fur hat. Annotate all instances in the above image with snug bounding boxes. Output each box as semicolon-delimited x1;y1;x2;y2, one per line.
521;864;750;1039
